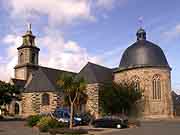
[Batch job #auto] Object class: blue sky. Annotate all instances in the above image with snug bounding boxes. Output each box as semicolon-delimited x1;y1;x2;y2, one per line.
0;0;180;93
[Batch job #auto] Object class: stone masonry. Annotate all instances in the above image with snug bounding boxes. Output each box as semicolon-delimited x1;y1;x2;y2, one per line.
21;92;63;117
114;67;174;118
86;84;100;118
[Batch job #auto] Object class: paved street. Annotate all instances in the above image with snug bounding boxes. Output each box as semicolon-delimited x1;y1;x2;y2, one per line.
0;121;43;135
0;120;180;135
102;120;180;135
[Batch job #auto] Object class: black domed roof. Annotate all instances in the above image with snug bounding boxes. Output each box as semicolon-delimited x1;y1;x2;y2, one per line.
119;28;170;70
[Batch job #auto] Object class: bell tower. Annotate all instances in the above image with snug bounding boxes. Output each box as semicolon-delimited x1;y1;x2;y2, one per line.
14;24;40;80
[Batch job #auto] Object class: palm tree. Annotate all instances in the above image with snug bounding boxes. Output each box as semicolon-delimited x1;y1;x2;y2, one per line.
64;90;88;113
57;73;86;128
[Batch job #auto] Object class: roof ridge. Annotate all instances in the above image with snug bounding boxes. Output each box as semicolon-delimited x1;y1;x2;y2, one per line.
39;65;77;74
87;62;111;70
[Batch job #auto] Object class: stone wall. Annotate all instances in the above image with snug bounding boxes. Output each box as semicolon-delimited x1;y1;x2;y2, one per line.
18;48;39;65
15;46;39;80
114;67;174;118
15;67;26;80
174;105;180;116
21;84;101;118
21;92;63;117
86;83;100;118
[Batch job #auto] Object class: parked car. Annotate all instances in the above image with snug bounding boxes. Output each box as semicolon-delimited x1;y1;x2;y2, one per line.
91;116;128;129
53;108;82;126
76;112;92;125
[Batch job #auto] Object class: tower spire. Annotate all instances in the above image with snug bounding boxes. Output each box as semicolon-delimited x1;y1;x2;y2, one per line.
26;23;32;34
22;23;35;46
28;23;32;32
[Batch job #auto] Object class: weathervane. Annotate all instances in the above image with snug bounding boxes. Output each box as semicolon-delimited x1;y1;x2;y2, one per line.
138;16;144;28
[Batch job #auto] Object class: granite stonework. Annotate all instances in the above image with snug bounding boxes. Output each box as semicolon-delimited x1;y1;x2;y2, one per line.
114;67;174;118
86;84;100;118
20;92;63;117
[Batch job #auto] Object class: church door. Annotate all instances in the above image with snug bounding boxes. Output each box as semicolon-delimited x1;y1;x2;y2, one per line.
14;103;20;115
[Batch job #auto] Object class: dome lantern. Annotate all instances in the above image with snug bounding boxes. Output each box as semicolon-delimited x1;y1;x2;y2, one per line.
136;28;146;41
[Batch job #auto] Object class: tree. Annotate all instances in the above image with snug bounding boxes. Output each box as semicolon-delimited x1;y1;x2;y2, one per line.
57;74;87;128
0;81;20;113
100;81;142;116
64;90;88;113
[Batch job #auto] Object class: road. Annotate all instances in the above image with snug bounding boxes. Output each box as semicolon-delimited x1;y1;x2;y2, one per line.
0;120;180;135
102;120;180;135
0;121;43;135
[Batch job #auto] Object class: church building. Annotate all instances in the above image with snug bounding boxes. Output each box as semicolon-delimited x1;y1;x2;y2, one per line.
9;25;174;118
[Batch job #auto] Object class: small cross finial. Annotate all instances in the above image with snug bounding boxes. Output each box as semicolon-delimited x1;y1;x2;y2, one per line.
138;16;144;28
27;23;32;31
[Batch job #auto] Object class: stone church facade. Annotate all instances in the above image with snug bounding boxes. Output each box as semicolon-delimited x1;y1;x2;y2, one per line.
9;25;174;118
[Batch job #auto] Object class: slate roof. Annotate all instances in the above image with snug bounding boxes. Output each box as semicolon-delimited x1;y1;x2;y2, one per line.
78;62;113;84
24;66;76;93
172;91;180;105
119;29;170;71
23;62;113;92
11;79;26;90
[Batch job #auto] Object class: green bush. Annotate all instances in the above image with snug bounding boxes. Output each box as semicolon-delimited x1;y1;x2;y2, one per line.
27;115;42;127
37;116;67;132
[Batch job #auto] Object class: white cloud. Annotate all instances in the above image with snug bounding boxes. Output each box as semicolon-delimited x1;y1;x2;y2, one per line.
0;0;125;81
8;0;126;25
95;0;127;10
9;0;94;26
3;35;22;58
38;35;102;72
0;33;102;81
96;0;115;9
0;34;21;81
163;24;180;39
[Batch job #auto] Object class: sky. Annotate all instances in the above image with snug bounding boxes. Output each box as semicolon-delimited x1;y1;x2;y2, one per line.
0;0;180;93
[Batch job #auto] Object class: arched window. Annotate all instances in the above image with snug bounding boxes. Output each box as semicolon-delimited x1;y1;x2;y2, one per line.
152;74;161;100
19;53;24;63
42;93;50;105
131;75;140;91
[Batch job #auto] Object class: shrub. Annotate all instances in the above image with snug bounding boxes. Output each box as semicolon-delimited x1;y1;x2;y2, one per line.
37;116;67;132
27;115;42;127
